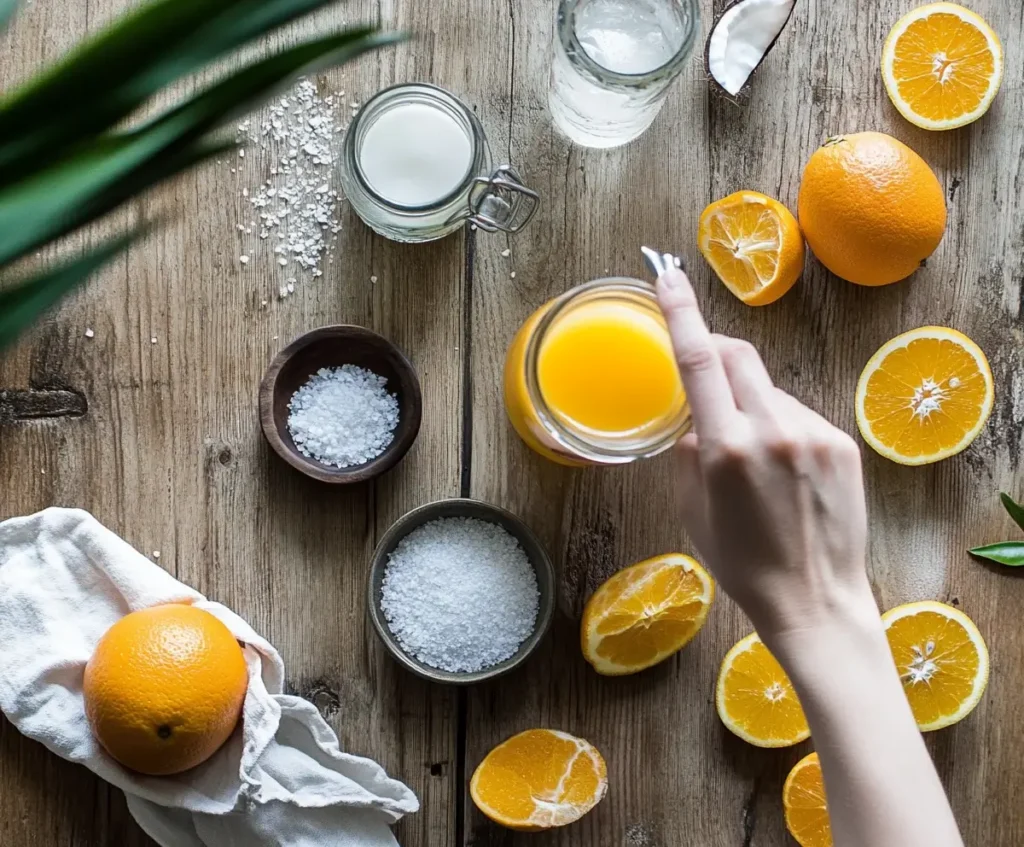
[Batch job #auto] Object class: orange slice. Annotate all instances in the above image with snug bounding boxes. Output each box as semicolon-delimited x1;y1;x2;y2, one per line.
581;554;715;676
882;3;1004;131
469;729;608;830
716;632;810;748
882;601;990;731
783;753;832;847
698;190;805;306
855;327;994;465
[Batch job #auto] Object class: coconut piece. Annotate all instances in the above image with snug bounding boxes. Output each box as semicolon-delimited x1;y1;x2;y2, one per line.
706;0;797;98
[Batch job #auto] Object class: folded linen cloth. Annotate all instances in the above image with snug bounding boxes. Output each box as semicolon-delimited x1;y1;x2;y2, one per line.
0;507;418;847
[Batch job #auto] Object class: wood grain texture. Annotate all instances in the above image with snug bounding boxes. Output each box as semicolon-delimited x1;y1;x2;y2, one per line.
2;0;1024;846
464;1;1024;846
0;0;467;845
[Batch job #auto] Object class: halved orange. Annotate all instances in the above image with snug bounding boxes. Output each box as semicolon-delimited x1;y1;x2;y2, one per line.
581;554;714;676
716;633;810;748
882;601;990;732
698;191;805;306
882;3;1004;131
783;753;832;847
855;327;994;465
469;729;607;830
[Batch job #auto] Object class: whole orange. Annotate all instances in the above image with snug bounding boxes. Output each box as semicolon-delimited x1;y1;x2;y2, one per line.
798;132;946;286
83;604;248;776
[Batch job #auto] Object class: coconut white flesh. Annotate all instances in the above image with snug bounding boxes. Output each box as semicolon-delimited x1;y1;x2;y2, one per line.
708;0;796;95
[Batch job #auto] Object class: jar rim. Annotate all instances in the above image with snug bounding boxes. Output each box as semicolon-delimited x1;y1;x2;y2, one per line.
557;0;700;86
347;82;486;214
523;277;691;464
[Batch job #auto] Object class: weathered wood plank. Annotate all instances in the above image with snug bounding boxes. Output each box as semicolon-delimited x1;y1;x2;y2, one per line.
0;0;467;844
2;0;1023;844
464;1;1024;845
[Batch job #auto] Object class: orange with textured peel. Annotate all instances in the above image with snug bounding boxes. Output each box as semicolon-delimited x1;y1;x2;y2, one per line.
784;753;832;847
581;553;714;675
883;601;989;731
855;326;993;465
698;190;805;306
470;729;607;830
84;604;248;776
716;632;810;748
798;132;946;286
882;3;1003;131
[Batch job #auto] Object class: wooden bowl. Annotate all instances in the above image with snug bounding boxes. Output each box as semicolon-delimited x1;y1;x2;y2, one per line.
259;326;422;484
367;498;556;685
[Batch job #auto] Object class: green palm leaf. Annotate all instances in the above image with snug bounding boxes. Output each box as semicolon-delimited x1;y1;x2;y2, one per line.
0;0;404;353
0;28;401;267
0;230;146;351
0;0;17;29
0;0;364;183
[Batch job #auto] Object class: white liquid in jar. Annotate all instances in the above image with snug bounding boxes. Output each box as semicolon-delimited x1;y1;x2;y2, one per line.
358;103;473;207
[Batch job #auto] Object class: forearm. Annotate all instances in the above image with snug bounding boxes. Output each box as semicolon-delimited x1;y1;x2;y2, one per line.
768;601;963;847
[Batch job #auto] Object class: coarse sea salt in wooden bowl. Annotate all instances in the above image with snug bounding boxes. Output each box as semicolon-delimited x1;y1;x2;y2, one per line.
368;498;556;685
259;325;422;484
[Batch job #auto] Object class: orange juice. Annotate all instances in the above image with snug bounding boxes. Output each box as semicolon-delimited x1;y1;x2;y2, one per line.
504;278;689;465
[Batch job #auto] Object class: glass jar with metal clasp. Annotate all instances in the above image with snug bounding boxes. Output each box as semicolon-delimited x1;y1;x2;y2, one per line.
340;83;539;243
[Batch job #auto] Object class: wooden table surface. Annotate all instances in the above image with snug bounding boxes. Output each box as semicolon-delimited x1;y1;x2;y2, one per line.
2;0;1023;845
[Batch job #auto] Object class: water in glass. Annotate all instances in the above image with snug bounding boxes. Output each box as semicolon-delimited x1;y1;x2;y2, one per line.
549;0;698;148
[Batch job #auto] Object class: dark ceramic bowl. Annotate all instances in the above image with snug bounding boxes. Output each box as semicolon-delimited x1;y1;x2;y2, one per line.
259;325;421;483
368;498;556;684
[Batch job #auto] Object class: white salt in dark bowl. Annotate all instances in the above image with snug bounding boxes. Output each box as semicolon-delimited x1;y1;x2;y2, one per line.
259;325;422;484
368;498;556;685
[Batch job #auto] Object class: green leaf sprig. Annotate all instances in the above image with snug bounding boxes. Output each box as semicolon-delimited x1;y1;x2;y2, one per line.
969;493;1024;567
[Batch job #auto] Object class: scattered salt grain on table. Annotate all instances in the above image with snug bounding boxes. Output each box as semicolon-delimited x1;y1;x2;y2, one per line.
380;517;540;673
235;78;345;283
287;365;399;468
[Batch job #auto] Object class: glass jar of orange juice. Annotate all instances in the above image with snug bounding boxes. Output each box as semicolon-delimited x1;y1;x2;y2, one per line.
504;277;690;466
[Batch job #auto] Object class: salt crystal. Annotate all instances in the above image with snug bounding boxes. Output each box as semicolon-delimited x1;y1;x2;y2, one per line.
501;248;511;257
238;149;245;158
287;365;399;468
153;550;161;559
151;337;157;344
510;271;516;279
84;328;94;338
380;518;540;673
234;78;344;282
370;275;378;284
239;255;250;264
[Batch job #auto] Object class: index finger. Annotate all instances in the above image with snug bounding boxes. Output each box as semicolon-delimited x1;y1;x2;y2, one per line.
656;267;737;435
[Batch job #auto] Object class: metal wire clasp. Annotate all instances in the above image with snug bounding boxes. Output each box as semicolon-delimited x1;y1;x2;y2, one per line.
468;165;540;233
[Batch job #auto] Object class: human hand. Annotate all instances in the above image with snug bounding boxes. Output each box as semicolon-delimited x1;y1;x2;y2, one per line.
655;267;877;644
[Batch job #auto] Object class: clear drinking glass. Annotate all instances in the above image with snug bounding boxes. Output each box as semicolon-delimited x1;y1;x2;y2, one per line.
548;0;700;148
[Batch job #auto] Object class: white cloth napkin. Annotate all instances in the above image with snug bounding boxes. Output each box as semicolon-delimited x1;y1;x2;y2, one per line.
0;507;419;847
